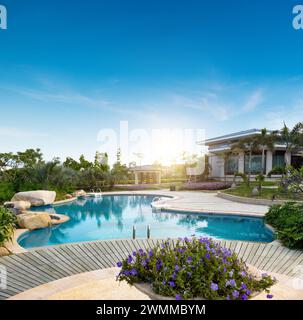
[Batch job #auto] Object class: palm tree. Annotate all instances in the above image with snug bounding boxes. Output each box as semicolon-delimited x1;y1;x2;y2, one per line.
217;150;233;182
231;135;260;186
279;122;303;166
254;128;277;174
23;161;78;190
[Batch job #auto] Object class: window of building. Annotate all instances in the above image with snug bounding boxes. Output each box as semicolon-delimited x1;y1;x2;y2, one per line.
225;156;238;175
273;151;285;168
244;154;264;174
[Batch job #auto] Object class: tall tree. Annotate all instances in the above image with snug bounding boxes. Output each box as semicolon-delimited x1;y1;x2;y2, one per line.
254;129;277;174
17;148;43;167
217;150;234;182
111;148;130;184
94;151;109;172
231;135;260;186
279;122;303;165
63;157;81;171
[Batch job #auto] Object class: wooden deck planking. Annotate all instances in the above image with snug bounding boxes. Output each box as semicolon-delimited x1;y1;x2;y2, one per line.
0;238;301;300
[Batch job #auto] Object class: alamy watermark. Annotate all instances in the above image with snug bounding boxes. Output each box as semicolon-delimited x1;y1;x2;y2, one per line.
97;121;206;165
0;265;7;290
293;5;303;30
0;4;7;30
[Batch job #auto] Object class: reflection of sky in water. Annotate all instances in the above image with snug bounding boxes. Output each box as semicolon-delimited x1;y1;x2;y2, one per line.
18;195;274;248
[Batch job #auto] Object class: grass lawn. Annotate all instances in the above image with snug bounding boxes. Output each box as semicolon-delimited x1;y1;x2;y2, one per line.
223;182;303;201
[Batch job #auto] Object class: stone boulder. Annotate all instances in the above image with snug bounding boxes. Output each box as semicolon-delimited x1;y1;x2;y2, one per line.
230;182;237;190
72;190;86;198
13;201;31;211
17;212;52;230
11;190;56;206
251;187;260;196
3;202;15;208
0;247;10;257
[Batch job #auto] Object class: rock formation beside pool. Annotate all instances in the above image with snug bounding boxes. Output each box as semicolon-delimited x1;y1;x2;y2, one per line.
11;190;56;207
17;212;52;230
12;201;31;211
16;211;70;230
72;190;86;198
0;247;10;257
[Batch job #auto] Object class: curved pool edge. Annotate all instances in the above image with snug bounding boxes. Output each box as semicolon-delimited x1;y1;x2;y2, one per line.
15;190;275;251
6;229;29;254
15;234;281;253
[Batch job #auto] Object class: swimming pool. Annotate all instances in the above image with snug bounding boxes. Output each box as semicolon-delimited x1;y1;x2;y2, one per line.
18;195;274;248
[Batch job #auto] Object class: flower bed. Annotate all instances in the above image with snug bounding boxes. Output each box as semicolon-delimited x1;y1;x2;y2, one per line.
116;238;275;300
180;182;231;191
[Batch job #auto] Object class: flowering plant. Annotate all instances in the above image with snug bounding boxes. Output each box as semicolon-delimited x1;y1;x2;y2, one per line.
180;182;231;191
116;237;275;300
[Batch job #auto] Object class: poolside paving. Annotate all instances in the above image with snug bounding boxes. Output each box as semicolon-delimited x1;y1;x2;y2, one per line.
8;268;150;300
102;190;269;216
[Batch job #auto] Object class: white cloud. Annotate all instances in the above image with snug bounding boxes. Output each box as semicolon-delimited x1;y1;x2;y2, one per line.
242;89;263;112
171;94;231;121
19;89;110;108
1;84;151;117
0;127;48;138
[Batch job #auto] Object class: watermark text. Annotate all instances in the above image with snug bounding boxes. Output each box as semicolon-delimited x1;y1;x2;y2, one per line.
0;4;7;30
293;5;303;30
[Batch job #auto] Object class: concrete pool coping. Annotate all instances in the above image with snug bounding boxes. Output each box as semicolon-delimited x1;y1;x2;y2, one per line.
7;189;274;254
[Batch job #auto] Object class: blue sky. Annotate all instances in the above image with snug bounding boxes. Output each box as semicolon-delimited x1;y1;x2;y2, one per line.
0;0;303;164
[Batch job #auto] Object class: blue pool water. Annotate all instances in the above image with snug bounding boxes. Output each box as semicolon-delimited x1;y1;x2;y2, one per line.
18;195;274;248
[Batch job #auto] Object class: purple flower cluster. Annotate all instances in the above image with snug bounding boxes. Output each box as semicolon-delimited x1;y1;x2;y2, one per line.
116;237;275;301
181;182;231;191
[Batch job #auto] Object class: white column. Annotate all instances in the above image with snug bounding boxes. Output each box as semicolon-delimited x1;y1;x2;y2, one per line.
134;173;139;185
157;172;161;184
285;151;291;166
220;158;225;178
238;152;245;173
266;150;273;175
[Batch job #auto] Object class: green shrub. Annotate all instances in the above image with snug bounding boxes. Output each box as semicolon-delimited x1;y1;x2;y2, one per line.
235;172;249;186
0;182;15;204
255;174;265;191
265;203;303;249
117;237;275;300
267;166;286;177
0;207;17;246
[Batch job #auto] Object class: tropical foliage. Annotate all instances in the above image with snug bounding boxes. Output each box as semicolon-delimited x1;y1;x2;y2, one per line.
0;148;130;204
267;166;286;177
0;207;17;246
279;166;303;195
265;203;303;249
278;122;303;165
117;237;275;300
231;135;260;186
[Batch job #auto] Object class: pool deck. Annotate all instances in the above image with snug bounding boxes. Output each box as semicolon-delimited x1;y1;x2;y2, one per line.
1;238;303;300
101;190;269;217
2;190;301;300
